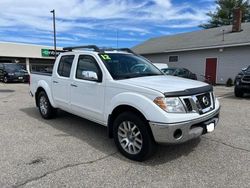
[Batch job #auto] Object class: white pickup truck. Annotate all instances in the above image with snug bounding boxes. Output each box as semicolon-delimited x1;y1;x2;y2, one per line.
30;45;220;161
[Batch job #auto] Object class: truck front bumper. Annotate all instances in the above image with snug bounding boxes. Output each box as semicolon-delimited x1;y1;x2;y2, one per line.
149;108;220;144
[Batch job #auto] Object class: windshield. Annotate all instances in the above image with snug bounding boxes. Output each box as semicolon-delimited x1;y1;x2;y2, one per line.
246;66;250;72
161;68;177;75
99;53;162;80
4;64;25;72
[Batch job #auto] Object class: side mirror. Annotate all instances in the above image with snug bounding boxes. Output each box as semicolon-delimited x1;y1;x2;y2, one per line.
82;71;98;81
242;67;247;71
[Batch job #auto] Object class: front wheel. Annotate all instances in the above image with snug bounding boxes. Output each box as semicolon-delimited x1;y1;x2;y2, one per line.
113;112;155;161
38;91;56;119
234;87;244;97
3;76;8;83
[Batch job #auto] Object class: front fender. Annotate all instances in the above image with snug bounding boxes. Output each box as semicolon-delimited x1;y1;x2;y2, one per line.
107;92;168;123
37;80;56;107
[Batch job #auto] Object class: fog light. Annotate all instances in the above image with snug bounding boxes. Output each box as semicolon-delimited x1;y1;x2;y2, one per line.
173;129;182;140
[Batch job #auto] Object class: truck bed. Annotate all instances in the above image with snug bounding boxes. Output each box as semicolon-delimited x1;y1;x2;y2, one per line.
30;71;52;97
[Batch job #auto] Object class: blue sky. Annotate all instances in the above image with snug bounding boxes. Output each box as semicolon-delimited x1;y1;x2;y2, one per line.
0;0;216;48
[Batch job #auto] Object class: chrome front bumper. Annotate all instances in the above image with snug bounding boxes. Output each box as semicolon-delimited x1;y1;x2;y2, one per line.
149;108;220;144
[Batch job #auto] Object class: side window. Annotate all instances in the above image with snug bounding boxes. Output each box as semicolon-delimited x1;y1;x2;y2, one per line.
76;55;102;81
57;55;74;77
182;69;189;77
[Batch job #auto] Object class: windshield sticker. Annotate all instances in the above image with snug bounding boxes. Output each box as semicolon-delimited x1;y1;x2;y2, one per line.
100;54;111;60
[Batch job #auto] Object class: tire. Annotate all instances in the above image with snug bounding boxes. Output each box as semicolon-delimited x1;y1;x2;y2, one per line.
234;87;244;97
113;112;155;161
37;91;56;119
3;76;8;83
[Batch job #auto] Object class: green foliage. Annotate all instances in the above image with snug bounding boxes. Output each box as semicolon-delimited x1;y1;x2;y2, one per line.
200;0;250;29
226;78;234;87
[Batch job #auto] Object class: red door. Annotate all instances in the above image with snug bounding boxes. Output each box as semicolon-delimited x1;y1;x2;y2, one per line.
205;58;217;85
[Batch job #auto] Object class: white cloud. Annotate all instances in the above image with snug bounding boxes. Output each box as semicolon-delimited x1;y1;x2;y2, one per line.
0;0;216;45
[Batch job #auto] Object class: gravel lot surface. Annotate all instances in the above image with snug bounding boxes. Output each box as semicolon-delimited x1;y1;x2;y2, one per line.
0;83;249;188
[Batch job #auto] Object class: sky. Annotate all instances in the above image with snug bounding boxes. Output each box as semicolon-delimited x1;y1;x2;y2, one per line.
0;0;217;48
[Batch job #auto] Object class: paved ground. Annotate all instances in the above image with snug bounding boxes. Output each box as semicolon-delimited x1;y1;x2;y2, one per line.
0;83;249;188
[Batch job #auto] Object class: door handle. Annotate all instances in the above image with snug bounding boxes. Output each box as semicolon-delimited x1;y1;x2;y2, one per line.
53;80;59;83
70;84;78;87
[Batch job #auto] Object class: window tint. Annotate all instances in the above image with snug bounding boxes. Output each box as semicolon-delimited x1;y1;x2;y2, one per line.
57;55;74;77
76;55;102;81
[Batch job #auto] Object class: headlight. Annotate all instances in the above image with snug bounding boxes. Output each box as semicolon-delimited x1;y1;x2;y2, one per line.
8;73;14;76
236;74;243;79
154;97;186;113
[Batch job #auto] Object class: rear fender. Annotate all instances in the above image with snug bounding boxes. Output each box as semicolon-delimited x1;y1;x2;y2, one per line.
36;80;56;107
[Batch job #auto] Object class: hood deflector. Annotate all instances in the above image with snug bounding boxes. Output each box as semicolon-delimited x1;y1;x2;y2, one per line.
164;85;213;97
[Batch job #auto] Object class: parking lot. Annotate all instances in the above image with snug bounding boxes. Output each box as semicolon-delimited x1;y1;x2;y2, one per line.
0;83;249;188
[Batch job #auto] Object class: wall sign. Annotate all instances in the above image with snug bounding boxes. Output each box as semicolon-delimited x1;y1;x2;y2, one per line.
41;49;64;57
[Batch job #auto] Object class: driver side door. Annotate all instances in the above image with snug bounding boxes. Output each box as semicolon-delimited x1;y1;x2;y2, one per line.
70;55;105;124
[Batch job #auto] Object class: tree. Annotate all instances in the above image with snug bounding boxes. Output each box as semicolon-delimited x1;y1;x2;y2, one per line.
201;0;250;29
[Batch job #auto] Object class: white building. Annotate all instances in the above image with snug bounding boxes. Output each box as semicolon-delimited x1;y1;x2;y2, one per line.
133;17;250;84
0;42;62;73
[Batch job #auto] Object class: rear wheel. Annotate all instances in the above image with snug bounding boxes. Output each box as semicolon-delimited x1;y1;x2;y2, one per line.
234;87;244;97
113;112;155;161
38;91;56;119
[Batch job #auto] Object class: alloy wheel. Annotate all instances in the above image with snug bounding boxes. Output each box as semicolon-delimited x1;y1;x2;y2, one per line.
118;121;143;155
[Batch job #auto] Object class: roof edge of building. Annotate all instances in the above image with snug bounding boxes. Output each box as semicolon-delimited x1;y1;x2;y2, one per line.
138;42;250;55
0;41;63;49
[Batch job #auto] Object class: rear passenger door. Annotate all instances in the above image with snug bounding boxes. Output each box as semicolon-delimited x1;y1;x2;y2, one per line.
52;55;75;110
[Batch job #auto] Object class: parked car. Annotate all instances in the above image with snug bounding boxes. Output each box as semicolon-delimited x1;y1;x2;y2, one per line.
0;63;29;83
30;45;220;161
161;67;197;80
234;66;250;97
153;63;168;70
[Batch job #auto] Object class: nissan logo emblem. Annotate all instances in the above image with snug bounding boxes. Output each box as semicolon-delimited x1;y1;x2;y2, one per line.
202;96;209;106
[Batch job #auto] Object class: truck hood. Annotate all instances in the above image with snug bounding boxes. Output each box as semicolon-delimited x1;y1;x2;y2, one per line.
119;75;208;94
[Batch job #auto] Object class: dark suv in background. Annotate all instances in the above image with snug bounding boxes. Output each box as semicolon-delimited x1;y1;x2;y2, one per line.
0;63;29;83
234;66;250;97
161;67;197;80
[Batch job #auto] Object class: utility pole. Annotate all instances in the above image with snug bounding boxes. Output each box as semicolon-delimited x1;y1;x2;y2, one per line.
116;29;119;49
50;9;57;59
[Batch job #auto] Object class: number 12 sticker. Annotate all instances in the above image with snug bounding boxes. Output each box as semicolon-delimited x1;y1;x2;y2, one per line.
101;54;111;60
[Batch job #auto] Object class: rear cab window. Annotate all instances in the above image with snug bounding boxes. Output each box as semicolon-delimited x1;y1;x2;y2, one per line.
57;55;74;78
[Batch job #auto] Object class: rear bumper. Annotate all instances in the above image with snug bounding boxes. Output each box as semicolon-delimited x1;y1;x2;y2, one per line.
149;107;220;144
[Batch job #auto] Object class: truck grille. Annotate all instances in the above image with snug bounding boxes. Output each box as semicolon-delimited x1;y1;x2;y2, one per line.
196;93;211;109
242;75;250;82
183;98;193;112
181;92;214;114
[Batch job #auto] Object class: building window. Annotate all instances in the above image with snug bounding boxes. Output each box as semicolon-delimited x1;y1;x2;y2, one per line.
169;56;178;62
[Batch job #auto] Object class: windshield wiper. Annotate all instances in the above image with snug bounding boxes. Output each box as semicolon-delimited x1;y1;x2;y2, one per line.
135;73;162;77
115;73;162;80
